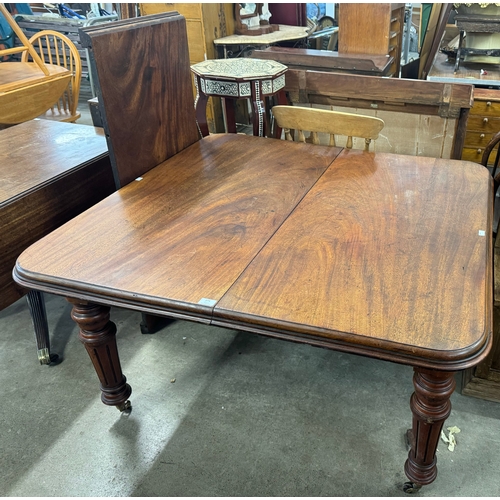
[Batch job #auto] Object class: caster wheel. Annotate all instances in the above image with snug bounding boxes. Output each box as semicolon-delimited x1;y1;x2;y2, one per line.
116;400;132;412
403;482;422;494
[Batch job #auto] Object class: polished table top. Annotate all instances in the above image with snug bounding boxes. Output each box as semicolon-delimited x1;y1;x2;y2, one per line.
14;133;492;370
0;120;107;203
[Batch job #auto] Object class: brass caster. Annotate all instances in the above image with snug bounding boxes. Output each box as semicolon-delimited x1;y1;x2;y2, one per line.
403;482;422;494
37;348;59;365
116;400;132;412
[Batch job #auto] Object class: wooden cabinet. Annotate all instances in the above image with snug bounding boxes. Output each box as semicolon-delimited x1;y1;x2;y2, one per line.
338;3;405;77
140;3;235;133
462;88;500;164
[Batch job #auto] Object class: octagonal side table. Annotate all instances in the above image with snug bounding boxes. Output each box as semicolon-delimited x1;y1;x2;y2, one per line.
191;58;288;138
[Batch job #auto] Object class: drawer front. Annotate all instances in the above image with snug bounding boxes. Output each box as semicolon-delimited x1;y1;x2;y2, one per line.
466;115;500;133
462;147;485;163
470;99;500;117
464;130;496;148
462;146;499;163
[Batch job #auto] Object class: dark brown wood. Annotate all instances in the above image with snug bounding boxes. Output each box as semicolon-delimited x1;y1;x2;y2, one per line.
405;368;456;485
69;299;131;410
214;149;493;369
14;134;341;317
0;121;114;311
194;75;210;137
79;12;200;188
452;107;470;160
284;69;473;119
251;47;393;76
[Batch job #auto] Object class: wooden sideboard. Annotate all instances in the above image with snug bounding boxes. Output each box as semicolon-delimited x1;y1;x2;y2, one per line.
139;3;235;133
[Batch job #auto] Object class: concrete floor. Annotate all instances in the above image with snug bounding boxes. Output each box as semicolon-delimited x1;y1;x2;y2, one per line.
2;104;500;497
1;292;500;497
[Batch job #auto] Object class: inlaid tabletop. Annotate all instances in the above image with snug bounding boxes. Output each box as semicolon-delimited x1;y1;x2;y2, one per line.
214;24;310;45
191;58;287;80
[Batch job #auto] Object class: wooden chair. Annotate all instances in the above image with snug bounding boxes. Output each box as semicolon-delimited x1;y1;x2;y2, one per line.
21;30;82;123
271;105;385;151
0;5;72;126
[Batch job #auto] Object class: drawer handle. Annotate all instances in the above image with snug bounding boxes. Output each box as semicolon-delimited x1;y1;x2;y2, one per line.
481;133;485;138
487;101;492;106
484;117;489;124
478;148;482;154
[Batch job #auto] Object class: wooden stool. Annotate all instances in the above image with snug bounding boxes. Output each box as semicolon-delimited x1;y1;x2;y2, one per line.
191;58;288;137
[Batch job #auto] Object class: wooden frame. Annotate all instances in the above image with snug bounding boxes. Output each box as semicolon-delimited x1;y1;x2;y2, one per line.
283;69;474;159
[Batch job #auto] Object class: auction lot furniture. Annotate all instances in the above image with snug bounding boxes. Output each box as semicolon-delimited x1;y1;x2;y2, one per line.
0;120;114;363
191;57;287;137
14;133;492;491
14;11;493;493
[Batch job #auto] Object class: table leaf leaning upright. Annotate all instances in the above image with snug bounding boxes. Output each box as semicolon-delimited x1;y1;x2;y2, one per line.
13;11;493;492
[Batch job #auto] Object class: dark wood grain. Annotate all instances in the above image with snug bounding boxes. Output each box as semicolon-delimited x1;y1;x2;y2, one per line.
79;12;200;188
214;149;493;368
0;120;114;310
14;134;341;319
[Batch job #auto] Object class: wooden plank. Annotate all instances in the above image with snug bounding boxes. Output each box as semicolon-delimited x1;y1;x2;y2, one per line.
80;12;201;187
284;69;473;118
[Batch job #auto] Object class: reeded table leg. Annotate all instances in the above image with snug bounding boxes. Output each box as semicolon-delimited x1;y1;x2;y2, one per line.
26;290;57;365
404;367;456;491
68;299;132;411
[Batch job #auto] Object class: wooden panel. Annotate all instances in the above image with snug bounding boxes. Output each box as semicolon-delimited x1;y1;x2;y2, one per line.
215;149;492;362
80;12;200;188
15;135;341;319
0;121;114;310
186;20;206;62
141;3;201;19
338;3;391;55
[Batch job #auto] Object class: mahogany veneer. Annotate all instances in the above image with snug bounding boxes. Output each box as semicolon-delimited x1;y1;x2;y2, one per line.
14;134;492;489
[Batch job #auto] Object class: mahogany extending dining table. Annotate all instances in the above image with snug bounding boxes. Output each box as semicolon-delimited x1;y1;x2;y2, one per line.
13;133;492;491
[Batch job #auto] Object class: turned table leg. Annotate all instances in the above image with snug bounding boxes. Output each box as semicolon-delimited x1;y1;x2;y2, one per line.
404;367;456;491
26;290;57;365
68;299;132;411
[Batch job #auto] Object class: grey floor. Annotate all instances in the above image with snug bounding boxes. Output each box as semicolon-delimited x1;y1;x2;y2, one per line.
2;104;500;497
1;294;500;497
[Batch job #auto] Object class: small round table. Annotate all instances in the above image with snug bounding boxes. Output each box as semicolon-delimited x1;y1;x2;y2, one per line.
191;58;288;138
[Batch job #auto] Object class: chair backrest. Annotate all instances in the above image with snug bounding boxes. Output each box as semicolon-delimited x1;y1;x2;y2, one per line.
79;12;200;188
0;4;49;73
272;105;385;151
21;30;81;121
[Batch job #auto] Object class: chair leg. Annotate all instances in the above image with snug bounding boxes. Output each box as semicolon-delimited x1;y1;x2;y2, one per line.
26;290;58;364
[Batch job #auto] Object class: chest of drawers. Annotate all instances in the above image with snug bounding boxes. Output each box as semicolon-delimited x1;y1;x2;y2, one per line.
462;88;500;165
